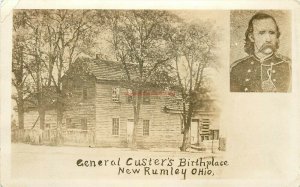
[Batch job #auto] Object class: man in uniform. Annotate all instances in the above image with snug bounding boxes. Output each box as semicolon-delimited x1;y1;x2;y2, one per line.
230;12;291;92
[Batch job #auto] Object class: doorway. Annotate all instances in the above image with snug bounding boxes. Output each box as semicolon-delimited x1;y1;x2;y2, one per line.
127;119;134;146
190;119;199;145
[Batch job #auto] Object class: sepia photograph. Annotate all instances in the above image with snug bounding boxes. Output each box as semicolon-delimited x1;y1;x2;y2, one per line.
11;9;227;180
230;10;292;92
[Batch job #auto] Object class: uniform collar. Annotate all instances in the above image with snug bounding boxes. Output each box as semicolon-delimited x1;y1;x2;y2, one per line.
253;53;276;65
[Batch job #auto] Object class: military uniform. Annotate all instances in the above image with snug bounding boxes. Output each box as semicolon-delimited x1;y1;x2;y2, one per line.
230;53;291;92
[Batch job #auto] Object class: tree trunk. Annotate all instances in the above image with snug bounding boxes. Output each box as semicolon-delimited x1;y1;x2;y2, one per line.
17;99;24;130
131;89;142;149
55;93;64;145
180;110;192;151
132;110;139;149
180;126;190;151
16;46;25;130
55;54;64;145
39;108;45;130
56;107;64;145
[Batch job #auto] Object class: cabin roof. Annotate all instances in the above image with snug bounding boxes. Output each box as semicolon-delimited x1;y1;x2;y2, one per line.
88;59;128;81
163;93;219;113
71;58;140;81
72;57;171;84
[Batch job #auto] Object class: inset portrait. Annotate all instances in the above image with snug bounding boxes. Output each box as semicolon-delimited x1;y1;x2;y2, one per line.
230;10;291;92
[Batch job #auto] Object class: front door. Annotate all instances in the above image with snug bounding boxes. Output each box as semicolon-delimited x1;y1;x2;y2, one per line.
127;119;134;146
190;119;199;145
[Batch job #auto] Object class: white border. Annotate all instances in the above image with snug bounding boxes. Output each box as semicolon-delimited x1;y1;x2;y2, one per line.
1;0;300;187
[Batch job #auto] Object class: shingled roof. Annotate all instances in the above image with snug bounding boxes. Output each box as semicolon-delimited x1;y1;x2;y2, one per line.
74;58;140;82
163;93;219;113
88;59;128;81
74;57;172;84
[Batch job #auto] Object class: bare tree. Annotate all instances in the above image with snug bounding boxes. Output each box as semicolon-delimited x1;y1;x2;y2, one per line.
12;10;100;143
12;10;47;130
102;10;178;148
13;10;56;130
12;11;29;130
168;22;217;151
38;10;99;143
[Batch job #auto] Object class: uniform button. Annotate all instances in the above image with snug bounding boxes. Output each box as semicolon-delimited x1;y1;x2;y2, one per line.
272;70;276;73
251;61;254;65
247;69;251;73
273;79;276;82
245;78;250;82
244;88;248;92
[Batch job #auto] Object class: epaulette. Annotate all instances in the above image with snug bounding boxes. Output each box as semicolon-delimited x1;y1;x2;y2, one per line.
230;55;253;71
275;53;291;63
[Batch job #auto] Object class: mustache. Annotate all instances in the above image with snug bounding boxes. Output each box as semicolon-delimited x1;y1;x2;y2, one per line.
258;42;275;52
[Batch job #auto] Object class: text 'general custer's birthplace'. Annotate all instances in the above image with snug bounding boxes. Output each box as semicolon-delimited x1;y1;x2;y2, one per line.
76;157;229;179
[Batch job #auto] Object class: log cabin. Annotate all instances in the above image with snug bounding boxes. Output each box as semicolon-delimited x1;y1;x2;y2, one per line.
16;57;221;150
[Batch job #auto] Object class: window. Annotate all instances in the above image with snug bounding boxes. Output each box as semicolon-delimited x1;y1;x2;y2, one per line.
112;87;120;102
210;130;219;140
81;118;87;130
201;118;210;134
200;118;210;141
83;87;87;100
143;91;150;104
201;135;209;141
112;118;119;135
66;118;74;129
143;120;150;136
127;89;133;103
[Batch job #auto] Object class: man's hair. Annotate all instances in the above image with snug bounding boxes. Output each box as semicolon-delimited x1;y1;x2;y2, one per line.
244;12;281;55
